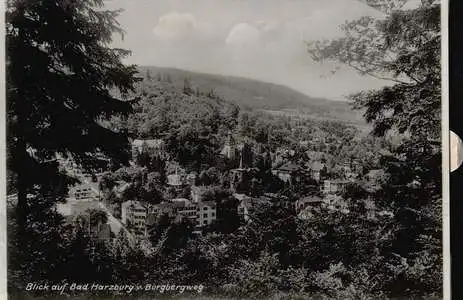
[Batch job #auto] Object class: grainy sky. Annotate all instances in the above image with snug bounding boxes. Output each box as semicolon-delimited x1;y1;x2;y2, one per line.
104;0;416;100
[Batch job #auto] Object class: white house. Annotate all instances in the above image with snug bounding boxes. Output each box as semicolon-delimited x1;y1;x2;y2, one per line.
196;201;217;227
121;200;148;237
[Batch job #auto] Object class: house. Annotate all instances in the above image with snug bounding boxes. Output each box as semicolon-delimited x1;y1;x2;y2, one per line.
338;163;353;178
186;172;198;186
271;162;303;184
196;201;217;227
297;207;314;220
113;181;131;197
171;198;198;222
121;200;148;237
275;147;296;158
191;185;210;203
322;179;350;194
237;196;257;223
351;159;364;174
68;183;96;201
299;140;310;148
131;139;165;161
306;151;325;161
308;161;325;182
261;193;292;209
294;195;323;213
324;194;349;214
146;198;217;229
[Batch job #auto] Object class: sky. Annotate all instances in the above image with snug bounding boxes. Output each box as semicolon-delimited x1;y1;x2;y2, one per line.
104;0;419;101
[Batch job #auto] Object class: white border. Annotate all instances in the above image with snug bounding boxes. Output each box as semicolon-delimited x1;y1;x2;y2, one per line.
0;0;451;299
441;0;450;299
0;0;7;297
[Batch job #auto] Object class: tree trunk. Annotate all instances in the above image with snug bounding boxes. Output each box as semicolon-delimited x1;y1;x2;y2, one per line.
15;140;28;233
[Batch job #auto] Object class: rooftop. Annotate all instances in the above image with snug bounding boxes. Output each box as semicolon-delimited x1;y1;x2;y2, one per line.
309;161;325;171
132;139;164;148
299;195;323;203
274;162;302;172
121;200;146;210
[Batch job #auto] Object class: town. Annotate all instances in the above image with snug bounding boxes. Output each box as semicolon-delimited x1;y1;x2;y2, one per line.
57;124;387;255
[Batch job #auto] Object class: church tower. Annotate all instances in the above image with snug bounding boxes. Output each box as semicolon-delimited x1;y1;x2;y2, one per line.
220;131;237;160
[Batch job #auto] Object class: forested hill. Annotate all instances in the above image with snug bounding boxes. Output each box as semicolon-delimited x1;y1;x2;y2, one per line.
137;66;366;125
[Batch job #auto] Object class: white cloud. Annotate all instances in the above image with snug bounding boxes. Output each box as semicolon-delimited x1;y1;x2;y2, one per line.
152;12;197;40
152;11;216;42
225;23;261;48
401;0;422;10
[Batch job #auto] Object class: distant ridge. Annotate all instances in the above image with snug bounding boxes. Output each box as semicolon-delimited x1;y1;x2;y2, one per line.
138;66;366;125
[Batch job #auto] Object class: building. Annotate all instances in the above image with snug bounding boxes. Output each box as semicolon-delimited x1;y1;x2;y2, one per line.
146;198;217;229
131;139;165;161
235;194;256;223
306;151;325;162
271;162;303;184
220;131;239;160
170;198;198;222
113;181;131;197
196;201;217;227
294;195;323;213
322;179;350;194
298;207;315;220
229;155;254;191
308;161;325;182
121;200;148;237
167;168;184;191
261;193;292;210
68;183;97;201
190;185;209;203
186;172;198;186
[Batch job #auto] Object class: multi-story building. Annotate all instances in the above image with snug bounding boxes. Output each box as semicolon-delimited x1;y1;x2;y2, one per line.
68;183;96;201
322;179;349;194
146;197;217;230
171;198;198;222
308;161;325;182
196;201;217;227
121;200;148;237
131;139;166;161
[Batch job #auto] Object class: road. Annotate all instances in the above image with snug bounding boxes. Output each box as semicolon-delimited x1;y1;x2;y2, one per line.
80;176;136;246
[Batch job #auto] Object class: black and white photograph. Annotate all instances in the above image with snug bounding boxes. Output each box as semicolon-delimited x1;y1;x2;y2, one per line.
4;0;443;299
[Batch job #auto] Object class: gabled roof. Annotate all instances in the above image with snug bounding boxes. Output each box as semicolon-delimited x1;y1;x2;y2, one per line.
326;179;350;184
132;139;164;148
298;195;323;204
121;200;147;210
309;161;325;171
233;193;250;201
274;162;302;172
